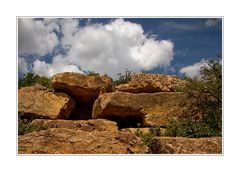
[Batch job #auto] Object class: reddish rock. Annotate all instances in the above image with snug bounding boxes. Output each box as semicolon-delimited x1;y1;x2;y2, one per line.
18;85;75;119
31;119;118;132
116;73;186;93
18;128;148;154
51;72;113;105
151;137;222;154
92;92;198;127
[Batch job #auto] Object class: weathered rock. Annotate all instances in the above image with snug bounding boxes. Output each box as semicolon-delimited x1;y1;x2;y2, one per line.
122;127;167;135
92;92;198;127
121;128;151;134
51;72;113;105
31;119;118;132
18;128;148;154
151;137;222;154
18;85;75;119
116;74;186;93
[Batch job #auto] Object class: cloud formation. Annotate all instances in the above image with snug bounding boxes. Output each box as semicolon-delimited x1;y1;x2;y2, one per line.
18;57;29;74
18;18;59;56
18;18;174;78
205;18;221;27
161;21;201;31
32;55;83;76
179;59;208;78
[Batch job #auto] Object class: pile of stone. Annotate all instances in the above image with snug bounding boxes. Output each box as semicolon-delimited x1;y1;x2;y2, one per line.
18;72;222;154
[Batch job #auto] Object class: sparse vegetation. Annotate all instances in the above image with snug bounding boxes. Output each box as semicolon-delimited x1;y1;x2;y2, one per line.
114;69;132;85
135;126;161;153
18;113;50;135
164;119;221;138
165;58;222;137
18;117;35;135
86;71;100;77
18;73;52;89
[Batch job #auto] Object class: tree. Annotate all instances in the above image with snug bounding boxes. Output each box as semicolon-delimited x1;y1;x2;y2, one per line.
166;58;222;137
18;73;52;89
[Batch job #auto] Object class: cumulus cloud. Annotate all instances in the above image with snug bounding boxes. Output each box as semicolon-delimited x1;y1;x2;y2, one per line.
179;59;208;78
18;18;174;78
18;57;29;74
60;18;80;50
205;18;221;28
18;18;59;56
64;19;174;78
33;55;83;77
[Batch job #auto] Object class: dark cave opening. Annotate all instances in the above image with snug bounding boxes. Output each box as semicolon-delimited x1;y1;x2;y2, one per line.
104;115;144;129
69;103;93;120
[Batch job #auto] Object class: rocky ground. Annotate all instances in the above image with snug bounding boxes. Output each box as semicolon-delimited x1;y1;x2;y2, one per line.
18;72;222;154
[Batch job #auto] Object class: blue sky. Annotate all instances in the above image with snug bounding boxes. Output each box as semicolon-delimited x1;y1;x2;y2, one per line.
18;18;222;79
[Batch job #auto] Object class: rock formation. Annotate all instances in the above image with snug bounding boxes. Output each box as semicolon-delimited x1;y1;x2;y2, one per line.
51;72;113;105
116;74;186;93
18;72;221;154
151;137;222;154
18;85;75;119
92;92;198;127
31;119;118;132
18;128;148;154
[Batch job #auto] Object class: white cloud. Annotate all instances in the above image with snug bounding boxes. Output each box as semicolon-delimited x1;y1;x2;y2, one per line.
179;59;208;78
18;18;59;56
205;18;221;27
60;19;80;50
33;55;83;77
19;18;174;78
161;21;201;31
63;18;174;78
18;57;29;74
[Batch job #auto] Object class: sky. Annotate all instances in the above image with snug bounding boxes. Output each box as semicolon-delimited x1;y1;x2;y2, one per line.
18;18;222;79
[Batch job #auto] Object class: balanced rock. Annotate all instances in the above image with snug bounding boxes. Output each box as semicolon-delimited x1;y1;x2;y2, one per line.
18;85;75;119
18;128;148;154
92;92;198;127
116;74;186;93
51;72;113;105
31;119;118;132
151;137;222;154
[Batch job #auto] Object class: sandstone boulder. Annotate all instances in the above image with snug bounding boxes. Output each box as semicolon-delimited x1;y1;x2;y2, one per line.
121;127;167;135
18;85;75;119
116;74;186;93
92;92;198;127
31;119;118;132
121;128;151;135
51;72;113;105
18;128;148;154
151;137;222;154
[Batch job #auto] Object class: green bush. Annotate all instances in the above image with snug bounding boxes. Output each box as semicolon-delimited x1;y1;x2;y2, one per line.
86;71;100;77
164;119;221;138
18;113;50;135
166;58;222;137
135;126;161;152
18;73;52;89
18;117;35;135
114;69;132;85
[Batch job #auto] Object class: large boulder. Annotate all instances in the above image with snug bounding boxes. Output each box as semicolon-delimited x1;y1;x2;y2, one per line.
51;72;113;105
31;119;118;132
18;128;148;154
92;92;199;127
151;137;222;154
116;74;186;93
18;85;75;119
